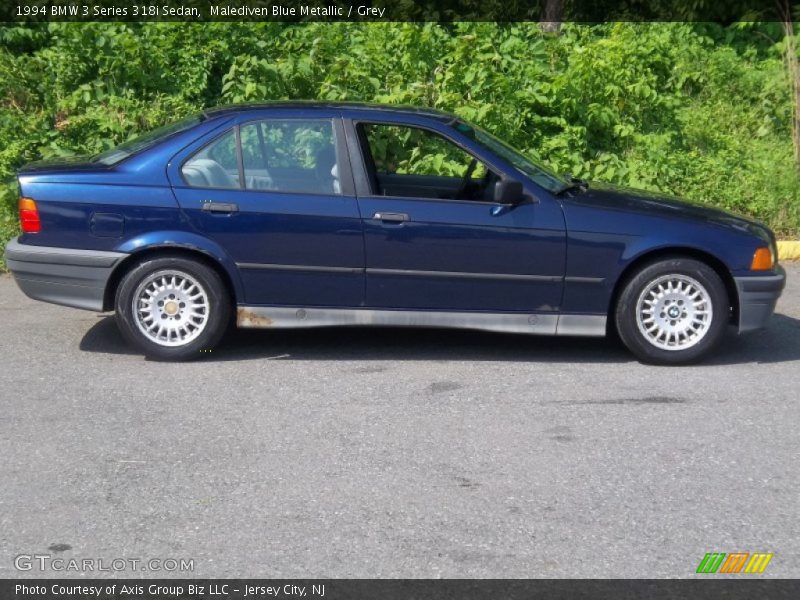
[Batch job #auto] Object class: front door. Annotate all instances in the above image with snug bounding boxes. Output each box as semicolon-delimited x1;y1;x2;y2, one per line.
350;120;566;313
171;114;364;307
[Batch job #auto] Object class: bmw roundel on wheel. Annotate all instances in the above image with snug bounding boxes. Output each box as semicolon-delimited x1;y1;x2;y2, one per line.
4;102;786;364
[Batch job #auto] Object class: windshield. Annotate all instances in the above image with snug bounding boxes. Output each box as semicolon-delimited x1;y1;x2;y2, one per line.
454;121;566;193
93;114;203;165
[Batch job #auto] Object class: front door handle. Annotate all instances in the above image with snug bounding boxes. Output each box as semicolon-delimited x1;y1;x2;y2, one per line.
373;212;408;224
202;202;239;214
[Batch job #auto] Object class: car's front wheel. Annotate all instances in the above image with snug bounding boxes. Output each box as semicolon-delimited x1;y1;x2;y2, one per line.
615;257;729;365
115;256;231;360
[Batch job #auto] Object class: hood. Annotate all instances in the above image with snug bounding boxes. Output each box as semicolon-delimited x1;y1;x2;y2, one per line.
572;180;772;240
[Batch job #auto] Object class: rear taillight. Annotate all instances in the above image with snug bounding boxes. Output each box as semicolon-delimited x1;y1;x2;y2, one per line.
19;197;41;233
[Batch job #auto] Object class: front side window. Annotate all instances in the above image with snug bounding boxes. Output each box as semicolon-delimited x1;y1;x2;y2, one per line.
362;124;487;178
358;123;497;201
181;118;341;195
453;120;567;193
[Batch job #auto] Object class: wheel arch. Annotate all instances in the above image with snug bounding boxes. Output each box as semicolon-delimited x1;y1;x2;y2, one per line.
103;245;240;312
608;246;739;332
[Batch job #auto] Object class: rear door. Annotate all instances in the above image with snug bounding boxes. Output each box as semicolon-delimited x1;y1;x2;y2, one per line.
346;117;566;313
169;111;364;307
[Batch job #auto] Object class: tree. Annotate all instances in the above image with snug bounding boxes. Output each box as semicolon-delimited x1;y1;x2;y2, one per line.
777;0;800;171
539;0;563;34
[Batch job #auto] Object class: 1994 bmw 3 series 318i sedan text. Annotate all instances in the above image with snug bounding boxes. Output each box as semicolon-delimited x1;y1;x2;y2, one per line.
4;103;786;364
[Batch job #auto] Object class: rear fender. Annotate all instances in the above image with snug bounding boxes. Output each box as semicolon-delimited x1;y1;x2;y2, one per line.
112;231;244;301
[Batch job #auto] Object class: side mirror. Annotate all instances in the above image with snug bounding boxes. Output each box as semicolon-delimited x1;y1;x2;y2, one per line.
494;178;524;205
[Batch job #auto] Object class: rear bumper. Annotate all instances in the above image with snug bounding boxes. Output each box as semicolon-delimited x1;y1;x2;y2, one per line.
734;266;786;333
4;237;127;311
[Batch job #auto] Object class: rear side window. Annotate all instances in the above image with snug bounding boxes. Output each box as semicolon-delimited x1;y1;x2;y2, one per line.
242;119;340;194
181;119;341;195
181;130;240;189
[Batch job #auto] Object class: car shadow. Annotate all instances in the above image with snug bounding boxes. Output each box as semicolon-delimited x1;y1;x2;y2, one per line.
79;312;800;366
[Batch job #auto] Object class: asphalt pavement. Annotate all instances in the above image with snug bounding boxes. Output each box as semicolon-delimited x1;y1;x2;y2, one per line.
0;266;798;578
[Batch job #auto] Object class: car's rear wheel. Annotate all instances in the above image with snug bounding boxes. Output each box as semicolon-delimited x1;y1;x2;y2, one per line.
615;257;729;365
115;256;230;360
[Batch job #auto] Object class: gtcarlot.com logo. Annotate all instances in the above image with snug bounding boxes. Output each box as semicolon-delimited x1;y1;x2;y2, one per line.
14;554;194;573
696;552;773;574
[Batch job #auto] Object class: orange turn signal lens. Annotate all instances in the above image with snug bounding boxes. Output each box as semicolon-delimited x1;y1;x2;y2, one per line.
751;247;774;271
18;197;41;233
19;197;36;211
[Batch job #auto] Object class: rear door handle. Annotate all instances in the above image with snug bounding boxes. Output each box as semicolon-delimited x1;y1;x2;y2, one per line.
373;212;408;223
201;202;239;214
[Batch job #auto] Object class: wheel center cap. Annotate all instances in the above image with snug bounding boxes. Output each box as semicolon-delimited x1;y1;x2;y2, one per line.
164;301;179;315
668;306;680;319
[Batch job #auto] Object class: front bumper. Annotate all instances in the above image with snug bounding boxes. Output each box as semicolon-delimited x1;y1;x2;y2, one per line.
4;237;127;311
734;266;786;333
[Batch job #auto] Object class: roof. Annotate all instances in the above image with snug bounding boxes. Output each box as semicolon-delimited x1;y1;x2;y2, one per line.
202;101;457;121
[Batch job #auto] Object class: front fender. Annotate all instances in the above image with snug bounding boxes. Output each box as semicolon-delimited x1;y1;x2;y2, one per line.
620;235;753;275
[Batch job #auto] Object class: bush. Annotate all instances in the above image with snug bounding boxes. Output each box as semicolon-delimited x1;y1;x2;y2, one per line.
0;21;798;260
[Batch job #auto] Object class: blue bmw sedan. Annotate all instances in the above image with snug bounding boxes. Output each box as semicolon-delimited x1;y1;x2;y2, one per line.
4;103;786;363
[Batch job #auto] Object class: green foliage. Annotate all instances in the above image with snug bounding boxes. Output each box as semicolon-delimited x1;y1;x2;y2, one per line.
0;21;798;259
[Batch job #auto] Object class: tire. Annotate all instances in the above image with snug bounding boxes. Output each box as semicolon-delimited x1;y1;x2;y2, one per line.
615;257;729;365
114;255;231;361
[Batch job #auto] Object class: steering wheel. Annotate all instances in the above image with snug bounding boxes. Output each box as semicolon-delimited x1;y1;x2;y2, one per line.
454;158;478;200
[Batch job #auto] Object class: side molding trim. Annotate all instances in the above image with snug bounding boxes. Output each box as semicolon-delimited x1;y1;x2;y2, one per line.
235;262;564;282
367;268;563;282
237;262;362;274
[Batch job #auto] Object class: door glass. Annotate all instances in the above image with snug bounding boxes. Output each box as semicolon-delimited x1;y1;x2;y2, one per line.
181;129;240;189
360;123;494;200
241;119;340;195
240;122;266;186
